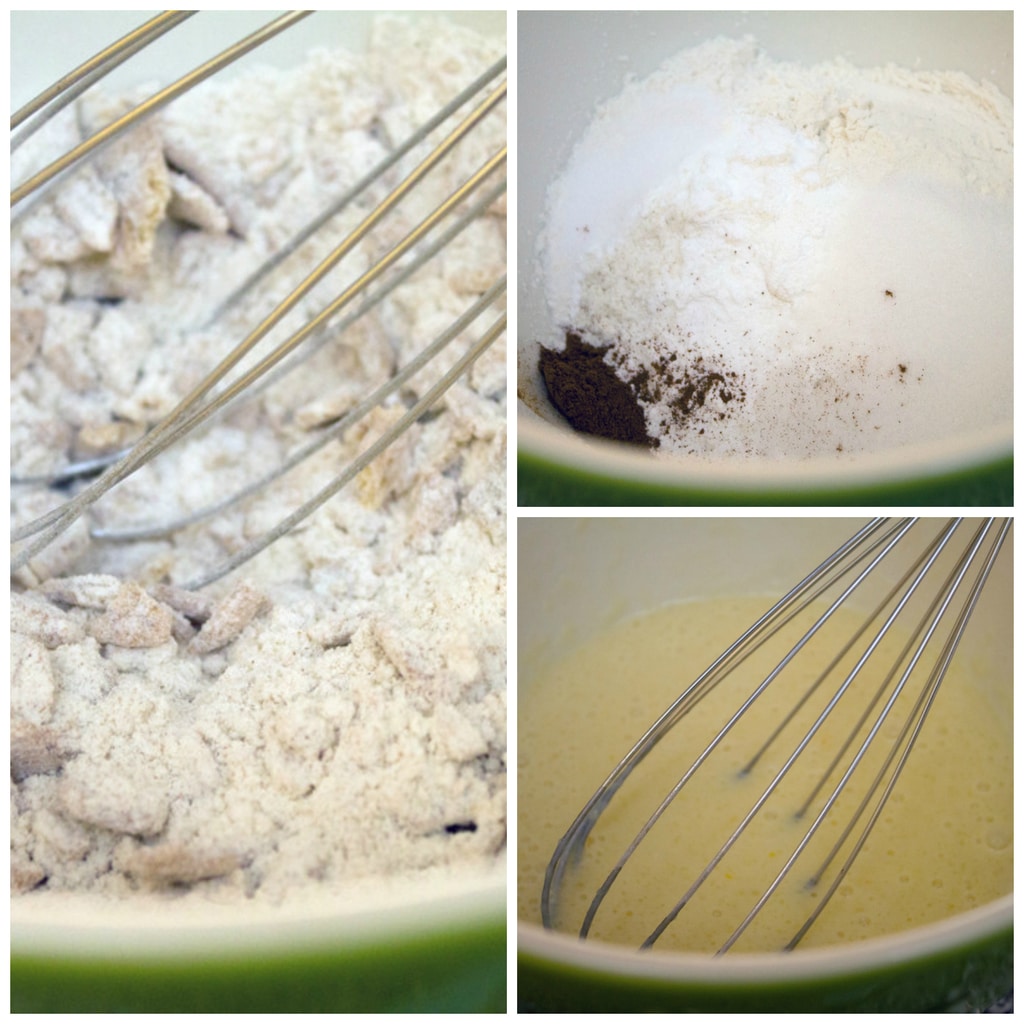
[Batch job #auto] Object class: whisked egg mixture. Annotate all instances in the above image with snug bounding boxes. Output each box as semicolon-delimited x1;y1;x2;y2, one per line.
518;596;1011;953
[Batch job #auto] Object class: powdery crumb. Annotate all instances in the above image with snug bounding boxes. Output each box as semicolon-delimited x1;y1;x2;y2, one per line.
58;763;170;838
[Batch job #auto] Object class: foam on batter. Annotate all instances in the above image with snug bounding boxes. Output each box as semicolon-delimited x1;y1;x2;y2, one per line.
519;596;1012;953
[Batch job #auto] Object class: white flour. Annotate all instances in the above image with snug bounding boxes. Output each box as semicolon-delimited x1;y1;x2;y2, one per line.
541;36;1012;458
11;17;506;904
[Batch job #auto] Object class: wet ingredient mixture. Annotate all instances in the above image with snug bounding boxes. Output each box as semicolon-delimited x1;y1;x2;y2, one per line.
539;36;1012;458
11;16;506;905
519;596;1012;952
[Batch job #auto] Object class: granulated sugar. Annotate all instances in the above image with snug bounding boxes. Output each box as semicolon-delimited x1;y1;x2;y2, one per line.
541;36;1011;458
11;16;506;904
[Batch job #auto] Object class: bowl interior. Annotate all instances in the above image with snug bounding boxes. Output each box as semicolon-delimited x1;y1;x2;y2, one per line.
12;6;507;950
13;863;505;956
518;518;1012;978
12;10;507;109
517;12;1013;493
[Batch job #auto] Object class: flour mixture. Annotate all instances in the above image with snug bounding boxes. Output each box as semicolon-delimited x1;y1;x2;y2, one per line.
539;36;1012;458
11;16;507;903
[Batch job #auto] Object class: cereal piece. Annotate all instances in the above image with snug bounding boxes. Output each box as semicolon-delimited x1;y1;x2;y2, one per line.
89;582;175;649
11;590;86;648
41;573;123;610
12;852;47;894
167;169;231;233
73;419;142;458
20;203;95;264
91;118;170;274
11;306;46;377
11;633;57;725
118;840;242;885
189;581;270;655
53;168;118;253
11;719;67;782
351;406;419;509
149;583;213;625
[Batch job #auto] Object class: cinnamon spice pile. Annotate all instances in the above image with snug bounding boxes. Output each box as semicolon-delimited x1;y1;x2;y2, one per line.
539;330;746;448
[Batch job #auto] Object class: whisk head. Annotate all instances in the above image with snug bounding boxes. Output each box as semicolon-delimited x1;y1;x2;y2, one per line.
11;11;506;590
542;517;1011;955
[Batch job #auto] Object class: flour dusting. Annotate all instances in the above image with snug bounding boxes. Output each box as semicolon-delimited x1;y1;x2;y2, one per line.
11;16;506;905
541;36;1011;458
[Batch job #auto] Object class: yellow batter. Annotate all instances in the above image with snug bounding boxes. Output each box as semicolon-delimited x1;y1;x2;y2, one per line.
518;596;1012;953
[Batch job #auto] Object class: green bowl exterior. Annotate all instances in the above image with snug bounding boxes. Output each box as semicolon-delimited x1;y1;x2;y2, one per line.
517;451;1012;507
518;924;1011;1013
12;918;506;1013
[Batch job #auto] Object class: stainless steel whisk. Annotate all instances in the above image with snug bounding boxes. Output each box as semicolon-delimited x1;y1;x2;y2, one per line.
11;11;507;590
542;517;1011;955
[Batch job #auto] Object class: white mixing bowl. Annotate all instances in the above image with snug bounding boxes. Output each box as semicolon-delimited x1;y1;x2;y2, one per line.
517;12;1013;506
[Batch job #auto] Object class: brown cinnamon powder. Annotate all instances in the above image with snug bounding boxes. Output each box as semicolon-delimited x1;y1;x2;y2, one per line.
539;330;746;448
539;331;654;447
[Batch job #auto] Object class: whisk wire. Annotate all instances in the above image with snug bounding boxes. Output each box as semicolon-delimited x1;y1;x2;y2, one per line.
782;519;961;812
783;516;1011;951
584;517;921;942
11;72;506;575
717;520;987;954
12;11;313;207
183;310;506;591
543;517;1010;955
11;11;195;140
91;273;507;545
542;517;891;930
643;517;963;950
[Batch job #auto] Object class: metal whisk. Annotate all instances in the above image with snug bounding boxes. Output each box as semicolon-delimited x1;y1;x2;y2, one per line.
11;11;506;590
542;517;1011;955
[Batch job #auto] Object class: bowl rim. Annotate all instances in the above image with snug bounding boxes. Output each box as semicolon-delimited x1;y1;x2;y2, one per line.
12;867;505;960
518;893;1013;982
518;408;1012;493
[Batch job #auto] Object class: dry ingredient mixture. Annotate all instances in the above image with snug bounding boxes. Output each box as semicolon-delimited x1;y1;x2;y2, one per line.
539;36;1012;458
11;17;506;905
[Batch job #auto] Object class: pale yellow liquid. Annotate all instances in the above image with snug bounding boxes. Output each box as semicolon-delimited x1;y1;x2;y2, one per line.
518;597;1012;953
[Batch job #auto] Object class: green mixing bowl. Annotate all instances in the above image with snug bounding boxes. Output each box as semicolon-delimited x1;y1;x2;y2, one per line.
517;11;1012;506
518;518;1012;1011
519;912;1012;1013
13;876;505;1012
